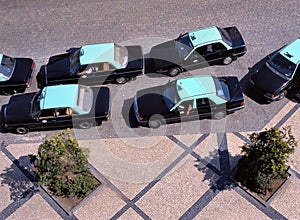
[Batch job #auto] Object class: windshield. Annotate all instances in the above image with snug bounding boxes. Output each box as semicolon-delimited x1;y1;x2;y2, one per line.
218;28;232;47
77;85;93;113
69;49;81;75
268;53;296;78
31;92;41;116
213;77;230;100
175;33;194;58
114;44;128;68
0;55;16;82
162;81;180;110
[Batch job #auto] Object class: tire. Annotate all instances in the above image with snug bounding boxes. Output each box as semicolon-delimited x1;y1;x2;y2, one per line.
78;121;92;129
15;127;29;134
168;67;181;77
277;90;287;101
212;111;226;120
115;77;127;84
148;115;164;129
222;56;233;65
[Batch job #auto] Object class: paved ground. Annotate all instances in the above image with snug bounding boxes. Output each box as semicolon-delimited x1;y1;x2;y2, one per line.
0;0;300;219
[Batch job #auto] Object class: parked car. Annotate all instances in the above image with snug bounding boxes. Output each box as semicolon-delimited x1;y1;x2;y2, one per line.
1;84;110;134
0;54;35;95
36;43;144;88
150;26;246;76
133;75;244;128
250;38;300;101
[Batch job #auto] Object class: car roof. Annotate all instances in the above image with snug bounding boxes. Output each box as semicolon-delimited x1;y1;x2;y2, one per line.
176;76;217;99
279;38;300;64
40;84;79;110
79;43;122;69
188;26;222;47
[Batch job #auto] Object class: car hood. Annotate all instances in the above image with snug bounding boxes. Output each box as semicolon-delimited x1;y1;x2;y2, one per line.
45;53;72;79
136;85;170;117
8;58;33;83
150;40;182;69
3;93;35;123
251;64;288;94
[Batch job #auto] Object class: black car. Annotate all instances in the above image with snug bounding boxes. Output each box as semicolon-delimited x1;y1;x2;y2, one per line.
0;54;35;95
250;38;300;101
1;84;110;134
36;43;144;88
150;26;246;76
133;75;244;128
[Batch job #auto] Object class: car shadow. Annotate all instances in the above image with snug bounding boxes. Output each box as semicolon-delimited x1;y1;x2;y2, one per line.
121;98;139;128
143;53;169;79
239;53;276;105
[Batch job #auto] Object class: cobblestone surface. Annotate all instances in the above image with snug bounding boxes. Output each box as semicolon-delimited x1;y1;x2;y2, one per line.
0;0;300;219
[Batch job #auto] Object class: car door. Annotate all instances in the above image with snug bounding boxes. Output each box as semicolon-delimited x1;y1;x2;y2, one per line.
202;43;228;64
196;98;211;118
182;46;207;70
79;63;116;84
37;108;73;129
177;99;199;121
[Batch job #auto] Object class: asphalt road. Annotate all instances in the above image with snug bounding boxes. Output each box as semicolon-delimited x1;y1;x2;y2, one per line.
0;0;299;145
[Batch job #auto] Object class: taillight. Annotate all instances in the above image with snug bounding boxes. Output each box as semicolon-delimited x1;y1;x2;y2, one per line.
271;94;275;99
31;61;35;69
26;78;31;87
240;101;244;106
139;116;143;121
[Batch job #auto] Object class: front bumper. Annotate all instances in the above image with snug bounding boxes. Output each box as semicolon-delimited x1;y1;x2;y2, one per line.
133;96;147;125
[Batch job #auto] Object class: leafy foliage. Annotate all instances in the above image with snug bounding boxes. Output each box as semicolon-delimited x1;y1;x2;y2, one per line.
31;129;96;198
235;126;297;194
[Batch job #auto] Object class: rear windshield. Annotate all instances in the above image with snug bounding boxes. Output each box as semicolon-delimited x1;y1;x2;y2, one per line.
0;55;15;82
114;44;128;68
218;28;232;47
77;85;93;113
213;77;230;101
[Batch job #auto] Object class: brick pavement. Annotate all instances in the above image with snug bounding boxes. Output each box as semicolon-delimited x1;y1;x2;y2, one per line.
1;0;300;219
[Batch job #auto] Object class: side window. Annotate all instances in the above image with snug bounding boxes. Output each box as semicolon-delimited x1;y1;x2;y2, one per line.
196;98;209;108
39;109;55;118
178;100;194;110
55;108;74;117
210;43;227;53
100;62;116;71
195;46;208;56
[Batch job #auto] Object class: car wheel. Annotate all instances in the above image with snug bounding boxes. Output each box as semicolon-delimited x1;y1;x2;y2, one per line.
148;115;164;129
168;67;181;77
78;121;92;129
15;127;29;134
277;90;287;101
212;111;226;120
222;56;233;65
116;77;127;84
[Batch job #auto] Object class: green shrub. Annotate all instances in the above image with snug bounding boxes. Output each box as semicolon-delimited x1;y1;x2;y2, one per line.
235;126;297;194
31;129;96;198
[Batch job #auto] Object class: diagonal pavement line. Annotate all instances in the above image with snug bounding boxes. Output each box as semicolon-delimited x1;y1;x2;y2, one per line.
178;176;234;220
234;186;288;220
168;134;222;175
88;163;151;220
233;132;251;144
275;103;300;128
38;187;78;220
217;133;230;175
0;188;36;220
1;146;76;220
112;134;209;218
289;167;300;179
